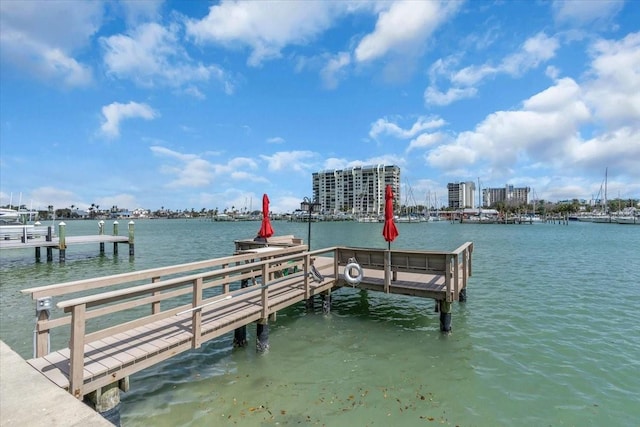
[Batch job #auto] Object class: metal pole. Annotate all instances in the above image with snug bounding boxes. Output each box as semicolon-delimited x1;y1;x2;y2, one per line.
307;206;312;250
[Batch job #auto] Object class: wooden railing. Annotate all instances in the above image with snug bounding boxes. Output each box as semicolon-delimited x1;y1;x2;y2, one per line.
336;242;473;301
23;245;340;398
22;245;310;358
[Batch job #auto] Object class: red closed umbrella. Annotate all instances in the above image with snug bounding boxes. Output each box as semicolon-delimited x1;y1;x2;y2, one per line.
382;184;399;248
257;193;274;239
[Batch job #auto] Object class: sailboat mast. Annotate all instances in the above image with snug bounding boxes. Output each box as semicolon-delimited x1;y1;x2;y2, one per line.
604;167;608;213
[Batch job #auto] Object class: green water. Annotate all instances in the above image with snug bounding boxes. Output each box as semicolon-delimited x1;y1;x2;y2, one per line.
1;220;639;426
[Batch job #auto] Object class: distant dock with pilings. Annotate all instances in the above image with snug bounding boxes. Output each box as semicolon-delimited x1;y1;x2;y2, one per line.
0;220;134;262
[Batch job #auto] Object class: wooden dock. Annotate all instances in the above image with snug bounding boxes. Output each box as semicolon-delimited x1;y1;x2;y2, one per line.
0;221;133;262
20;236;472;416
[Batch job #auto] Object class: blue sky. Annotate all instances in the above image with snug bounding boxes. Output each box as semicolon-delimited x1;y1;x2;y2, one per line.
1;0;639;213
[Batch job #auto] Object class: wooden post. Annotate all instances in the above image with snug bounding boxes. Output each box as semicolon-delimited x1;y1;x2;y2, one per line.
192;278;203;349
46;226;53;262
58;222;66;263
261;263;269;320
128;221;135;256
99;220;105;254
151;277;161;314
35;247;41;261
444;253;452;303
304;254;314;310
453;252;460;301
34;297;52;357
112;221;119;255
69;304;86;399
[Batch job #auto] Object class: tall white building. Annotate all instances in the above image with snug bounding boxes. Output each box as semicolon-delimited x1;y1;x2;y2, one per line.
312;165;401;215
482;185;530;207
447;181;476;209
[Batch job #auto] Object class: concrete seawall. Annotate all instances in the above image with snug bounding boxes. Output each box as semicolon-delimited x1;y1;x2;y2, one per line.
0;340;113;426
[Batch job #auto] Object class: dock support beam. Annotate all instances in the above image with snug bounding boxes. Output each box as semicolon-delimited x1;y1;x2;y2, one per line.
46;227;53;262
128;221;135;256
84;378;129;426
99;220;105;254
113;221;119;255
256;318;269;352
305;296;314;312
233;280;249;348
321;291;331;314
58;222;66;263
439;300;452;333
459;288;467;302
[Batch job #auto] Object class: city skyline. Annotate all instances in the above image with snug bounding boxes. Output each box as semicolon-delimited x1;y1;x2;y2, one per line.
1;1;639;214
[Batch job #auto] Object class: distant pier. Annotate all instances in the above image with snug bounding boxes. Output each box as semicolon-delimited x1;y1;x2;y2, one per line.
0;220;134;262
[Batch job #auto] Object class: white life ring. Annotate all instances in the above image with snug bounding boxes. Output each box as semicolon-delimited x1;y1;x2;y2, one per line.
344;262;363;285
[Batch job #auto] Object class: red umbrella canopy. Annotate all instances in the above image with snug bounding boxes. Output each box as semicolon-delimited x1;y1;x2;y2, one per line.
382;184;399;243
257;193;274;238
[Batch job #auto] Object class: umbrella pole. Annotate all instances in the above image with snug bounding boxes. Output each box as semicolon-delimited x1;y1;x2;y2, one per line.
384;249;391;293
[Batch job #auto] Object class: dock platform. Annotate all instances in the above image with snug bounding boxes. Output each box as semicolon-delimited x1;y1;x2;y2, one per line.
0;221;134;262
18;236;472;420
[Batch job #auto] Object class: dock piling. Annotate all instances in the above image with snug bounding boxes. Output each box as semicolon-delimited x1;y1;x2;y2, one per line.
233;279;249;348
99;220;105;254
85;382;123;426
321;291;331;314
256;318;269;352
128;221;135;256
439;300;452;333
112;221;119;255
58;222;66;263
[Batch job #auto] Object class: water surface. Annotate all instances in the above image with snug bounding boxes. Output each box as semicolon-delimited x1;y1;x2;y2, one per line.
1;219;638;426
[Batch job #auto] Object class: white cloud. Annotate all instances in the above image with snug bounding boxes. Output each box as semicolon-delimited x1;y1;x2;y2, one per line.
151;146;216;188
426;77;591;175
0;0;100;86
424;32;640;185
119;0;163;26
320;51;351;89
102;22;232;94
407;132;445;152
424;86;477;106
369;116;446;140
500;33;560;76
354;0;460;63
583;32;640;130
185;1;343;66
260;151;317;172
100;101;159;138
427;32;560;106
267;137;286;144
552;0;624;27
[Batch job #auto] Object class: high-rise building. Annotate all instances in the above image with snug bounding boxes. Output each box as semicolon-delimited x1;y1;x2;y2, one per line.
312;165;400;215
447;181;476;209
482;185;530;207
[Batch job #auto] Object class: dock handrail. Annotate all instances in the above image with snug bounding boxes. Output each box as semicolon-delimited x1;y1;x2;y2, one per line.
35;247;339;398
